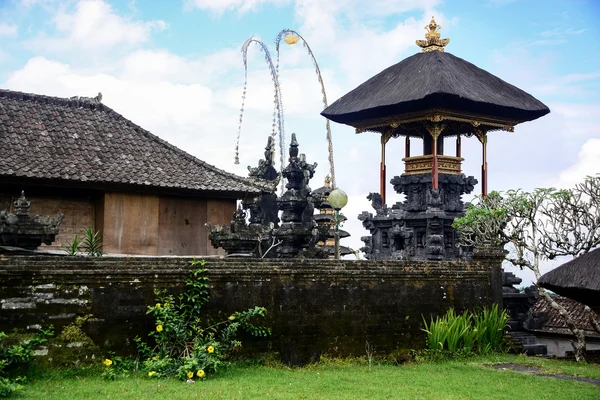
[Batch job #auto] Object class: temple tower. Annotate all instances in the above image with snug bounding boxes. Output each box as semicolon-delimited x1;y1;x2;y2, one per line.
321;17;549;261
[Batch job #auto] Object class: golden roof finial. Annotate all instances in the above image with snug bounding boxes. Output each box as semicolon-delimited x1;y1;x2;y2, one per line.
416;16;450;52
324;174;331;188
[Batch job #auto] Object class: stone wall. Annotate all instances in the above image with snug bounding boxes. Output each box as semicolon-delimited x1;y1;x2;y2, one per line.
0;254;502;365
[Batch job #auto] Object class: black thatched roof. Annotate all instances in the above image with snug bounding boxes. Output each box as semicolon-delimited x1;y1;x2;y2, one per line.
538;248;600;308
0;89;271;197
321;51;549;127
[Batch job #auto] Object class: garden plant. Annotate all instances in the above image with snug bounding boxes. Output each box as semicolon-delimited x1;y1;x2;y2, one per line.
101;259;270;382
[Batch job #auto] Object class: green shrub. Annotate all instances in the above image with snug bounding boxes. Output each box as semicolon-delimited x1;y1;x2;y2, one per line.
0;327;53;397
422;305;508;359
117;259;270;382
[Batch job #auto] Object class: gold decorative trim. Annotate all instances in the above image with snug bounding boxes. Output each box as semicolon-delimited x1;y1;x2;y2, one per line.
354;109;516;135
416;17;449;53
402;155;464;175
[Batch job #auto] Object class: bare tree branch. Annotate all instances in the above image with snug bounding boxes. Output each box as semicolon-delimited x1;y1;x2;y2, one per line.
453;175;600;362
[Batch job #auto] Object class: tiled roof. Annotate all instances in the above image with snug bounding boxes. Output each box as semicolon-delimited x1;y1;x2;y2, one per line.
0;89;272;196
530;296;599;337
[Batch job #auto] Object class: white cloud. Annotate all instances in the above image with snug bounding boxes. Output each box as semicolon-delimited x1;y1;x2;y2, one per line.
27;0;166;52
119;48;240;86
294;1;445;86
0;23;18;37
552;138;600;189
5;56;212;134
185;0;289;14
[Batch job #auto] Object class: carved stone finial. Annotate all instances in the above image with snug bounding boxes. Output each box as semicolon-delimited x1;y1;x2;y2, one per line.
14;191;31;216
416;16;450;52
289;133;299;159
324;175;331;188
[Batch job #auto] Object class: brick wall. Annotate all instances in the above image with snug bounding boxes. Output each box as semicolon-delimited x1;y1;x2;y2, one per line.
25;196;96;251
0;253;503;365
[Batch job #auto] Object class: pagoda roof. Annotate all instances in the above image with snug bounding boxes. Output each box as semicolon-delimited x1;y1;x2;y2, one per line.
538;248;600;309
321;50;549;129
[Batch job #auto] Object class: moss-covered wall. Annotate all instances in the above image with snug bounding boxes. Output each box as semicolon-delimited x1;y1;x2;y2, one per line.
0;254;502;365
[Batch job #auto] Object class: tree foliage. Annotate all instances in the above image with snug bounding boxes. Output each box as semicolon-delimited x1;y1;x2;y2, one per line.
452;175;600;362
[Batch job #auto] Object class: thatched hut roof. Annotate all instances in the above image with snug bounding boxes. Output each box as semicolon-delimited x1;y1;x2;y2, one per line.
538;248;600;308
321;51;549;128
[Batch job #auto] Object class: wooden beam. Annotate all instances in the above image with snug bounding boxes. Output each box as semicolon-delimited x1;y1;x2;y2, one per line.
475;129;488;196
380;133;391;204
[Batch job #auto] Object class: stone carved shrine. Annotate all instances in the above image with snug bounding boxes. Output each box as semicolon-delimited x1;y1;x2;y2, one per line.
321;17;550;261
0;191;64;251
312;175;353;258
208;134;327;258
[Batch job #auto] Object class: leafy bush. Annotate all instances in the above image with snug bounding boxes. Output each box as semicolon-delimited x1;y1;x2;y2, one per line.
126;259;270;381
0;327;53;397
62;227;102;256
81;227;103;256
422;305;508;358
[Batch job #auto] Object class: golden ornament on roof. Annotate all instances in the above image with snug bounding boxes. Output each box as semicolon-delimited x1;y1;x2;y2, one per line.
416;16;450;52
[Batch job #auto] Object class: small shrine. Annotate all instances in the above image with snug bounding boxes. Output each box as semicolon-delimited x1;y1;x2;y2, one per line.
208;134;327;258
0;191;64;251
321;17;550;261
312;175;352;258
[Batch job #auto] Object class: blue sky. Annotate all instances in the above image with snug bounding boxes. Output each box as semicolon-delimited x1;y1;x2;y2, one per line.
0;0;599;283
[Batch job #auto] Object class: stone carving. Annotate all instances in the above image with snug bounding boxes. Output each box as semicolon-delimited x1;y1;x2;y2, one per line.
0;191;64;251
367;192;388;216
359;173;477;261
208;134;326;258
272;134;323;258
245;136;280;227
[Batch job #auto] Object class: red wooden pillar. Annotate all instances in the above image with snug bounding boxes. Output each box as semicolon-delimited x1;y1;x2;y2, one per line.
482;136;488;196
380;133;389;204
432;134;439;189
475;129;488;196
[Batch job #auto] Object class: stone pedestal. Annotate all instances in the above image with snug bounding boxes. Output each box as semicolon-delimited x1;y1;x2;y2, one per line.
359;173;477;261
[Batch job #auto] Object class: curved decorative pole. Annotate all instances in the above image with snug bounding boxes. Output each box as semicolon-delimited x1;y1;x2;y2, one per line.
237;37;286;193
275;29;337;188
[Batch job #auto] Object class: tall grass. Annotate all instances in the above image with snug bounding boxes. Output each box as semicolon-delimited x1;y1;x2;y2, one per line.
422;305;508;354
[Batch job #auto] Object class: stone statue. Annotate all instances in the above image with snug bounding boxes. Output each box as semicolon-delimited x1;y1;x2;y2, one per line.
0;191;64;251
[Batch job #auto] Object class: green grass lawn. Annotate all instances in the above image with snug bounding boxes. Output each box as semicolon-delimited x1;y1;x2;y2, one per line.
17;355;600;400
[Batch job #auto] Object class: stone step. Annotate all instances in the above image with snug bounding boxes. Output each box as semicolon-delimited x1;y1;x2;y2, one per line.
524;344;548;356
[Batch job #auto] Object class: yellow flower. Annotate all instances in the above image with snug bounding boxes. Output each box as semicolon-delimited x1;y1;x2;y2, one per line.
187;371;194;379
103;359;112;367
155;303;161;308
148;371;157;377
152;356;158;361
196;370;205;378
163;303;169;308
156;325;163;332
228;315;236;321
207;346;214;353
